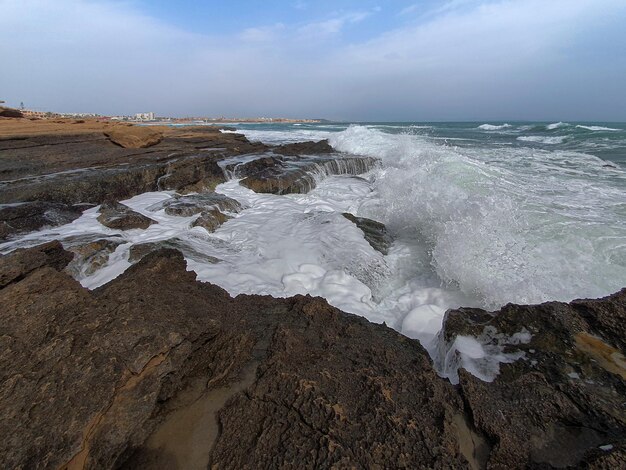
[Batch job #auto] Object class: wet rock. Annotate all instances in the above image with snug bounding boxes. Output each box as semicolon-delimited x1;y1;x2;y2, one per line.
439;290;626;468
97;201;155;230
273;139;334;156
0;201;87;240
221;155;283;179
0;125;264;237
240;155;379;195
342;212;392;255
148;193;241;217
128;239;220;264
0;245;470;469
104;126;163;149
0;240;72;288
157;157;225;193
64;237;124;278
191;208;231;232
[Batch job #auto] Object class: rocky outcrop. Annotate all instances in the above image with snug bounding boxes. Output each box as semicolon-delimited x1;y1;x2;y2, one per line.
63;236;124;278
128;239;220;264
191;208;231;232
147;193;241;233
0;245;467;469
1;243;625;468
439;292;626;468
342;213;392;255
273;139;334;156
0;201;88;240
0;240;72;288
0;125;265;238
97;201;155;230
237;155;379;195
104;126;163;149
0;106;24;118
148;193;241;217
0;118;356;238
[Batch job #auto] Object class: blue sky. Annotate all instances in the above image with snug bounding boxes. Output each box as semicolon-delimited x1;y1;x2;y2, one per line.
1;0;626;121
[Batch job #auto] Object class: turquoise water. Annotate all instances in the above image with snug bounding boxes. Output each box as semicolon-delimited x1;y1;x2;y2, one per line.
233;120;626;166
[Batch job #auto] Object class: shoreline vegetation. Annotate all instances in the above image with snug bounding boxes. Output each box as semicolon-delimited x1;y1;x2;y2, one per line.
1;112;626;468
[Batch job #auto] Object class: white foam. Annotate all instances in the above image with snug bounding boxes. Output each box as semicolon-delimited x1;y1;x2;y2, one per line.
517;135;567;144
436;326;532;384
477;123;512;130
546;121;569;130
329;125;626;308
576;125;621;132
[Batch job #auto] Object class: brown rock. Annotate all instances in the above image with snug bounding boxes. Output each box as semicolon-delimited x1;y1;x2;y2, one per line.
148;193;241;217
273;139;334;155
0;245;469;469
64;236;124;277
0;201;87;240
439;291;626;468
104;126;163;148
0;106;23;118
0;240;72;288
97;201;155;230
240;155;379;195
191;208;231;232
128;239;220;264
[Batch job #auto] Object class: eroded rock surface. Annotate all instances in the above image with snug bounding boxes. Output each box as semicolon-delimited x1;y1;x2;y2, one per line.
0;244;468;469
0;201;87;240
440;292;626;468
148;193;241;217
104;126;163;149
238;155;379;195
1;243;625;469
97;201;155;230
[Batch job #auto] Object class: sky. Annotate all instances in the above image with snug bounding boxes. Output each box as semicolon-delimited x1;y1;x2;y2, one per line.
1;0;626;121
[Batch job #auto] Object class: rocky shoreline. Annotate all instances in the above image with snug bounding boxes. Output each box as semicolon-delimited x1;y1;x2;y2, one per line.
1;118;625;468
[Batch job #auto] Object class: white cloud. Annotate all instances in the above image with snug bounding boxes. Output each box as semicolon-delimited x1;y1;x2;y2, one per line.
297;10;373;38
1;0;625;120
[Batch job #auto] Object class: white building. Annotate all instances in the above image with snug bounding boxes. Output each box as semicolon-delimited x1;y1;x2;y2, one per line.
134;112;155;121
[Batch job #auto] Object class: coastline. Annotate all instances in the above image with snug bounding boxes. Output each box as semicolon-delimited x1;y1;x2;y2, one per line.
1;116;625;468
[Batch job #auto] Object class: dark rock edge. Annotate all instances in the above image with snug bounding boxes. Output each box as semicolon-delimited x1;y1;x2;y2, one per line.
1;241;625;469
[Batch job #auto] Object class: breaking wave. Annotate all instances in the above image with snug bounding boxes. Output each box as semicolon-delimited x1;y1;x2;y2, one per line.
477;123;512;130
329;125;626;308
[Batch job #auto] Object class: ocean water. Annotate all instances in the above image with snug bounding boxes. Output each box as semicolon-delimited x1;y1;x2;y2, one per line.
3;121;626;381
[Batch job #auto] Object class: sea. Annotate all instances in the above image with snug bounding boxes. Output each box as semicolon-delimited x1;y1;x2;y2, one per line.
3;121;626;381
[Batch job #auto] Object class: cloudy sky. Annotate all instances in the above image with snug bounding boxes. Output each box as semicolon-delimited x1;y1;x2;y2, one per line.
1;0;625;121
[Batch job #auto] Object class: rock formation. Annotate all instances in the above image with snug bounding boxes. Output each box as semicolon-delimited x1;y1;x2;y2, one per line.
104;126;163;148
0;243;624;468
97;201;155;230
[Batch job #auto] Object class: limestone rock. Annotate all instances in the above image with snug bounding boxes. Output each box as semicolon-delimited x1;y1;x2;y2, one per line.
97;201;155;230
439;291;626;468
128;239;220;264
0;240;72;288
191;208;231;232
0;245;468;469
64;236;124;278
0;201;87;240
148;193;241;217
104;126;163;149
273;139;334;156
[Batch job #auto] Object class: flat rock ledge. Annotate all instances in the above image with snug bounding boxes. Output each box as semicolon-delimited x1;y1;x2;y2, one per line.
0;242;625;469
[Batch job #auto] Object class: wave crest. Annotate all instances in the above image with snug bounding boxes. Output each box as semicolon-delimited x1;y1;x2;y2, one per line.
477;123;512;130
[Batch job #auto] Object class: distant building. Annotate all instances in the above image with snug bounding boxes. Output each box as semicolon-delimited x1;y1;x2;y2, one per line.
134;112;155;121
21;109;56;119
